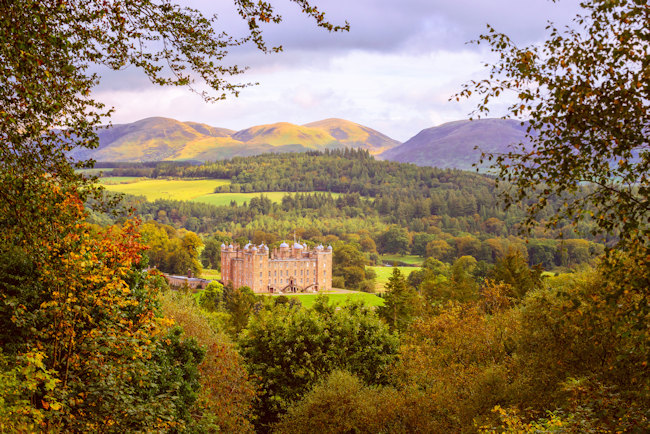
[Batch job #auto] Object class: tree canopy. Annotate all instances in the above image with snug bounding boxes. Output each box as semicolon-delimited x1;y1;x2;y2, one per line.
459;0;649;245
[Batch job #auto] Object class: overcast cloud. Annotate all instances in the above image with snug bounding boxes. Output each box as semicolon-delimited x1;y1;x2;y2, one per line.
94;0;582;141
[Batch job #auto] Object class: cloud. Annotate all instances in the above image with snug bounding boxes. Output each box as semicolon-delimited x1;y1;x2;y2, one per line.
93;0;585;140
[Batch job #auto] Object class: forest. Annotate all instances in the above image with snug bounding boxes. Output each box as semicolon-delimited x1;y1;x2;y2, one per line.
96;150;605;284
1;0;648;432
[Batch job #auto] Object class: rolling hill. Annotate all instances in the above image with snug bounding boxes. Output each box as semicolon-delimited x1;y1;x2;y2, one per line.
379;118;531;170
303;118;401;154
69;117;400;162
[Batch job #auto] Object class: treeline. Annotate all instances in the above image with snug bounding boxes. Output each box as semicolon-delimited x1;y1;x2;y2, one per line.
104;150;604;240
96;188;603;272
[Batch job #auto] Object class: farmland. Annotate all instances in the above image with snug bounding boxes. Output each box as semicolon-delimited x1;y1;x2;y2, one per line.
99;177;341;206
378;254;424;266
369;266;418;291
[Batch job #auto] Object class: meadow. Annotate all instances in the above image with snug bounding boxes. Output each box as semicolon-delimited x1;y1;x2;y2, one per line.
101;178;230;201
270;291;384;308
201;268;221;280
369;266;418;291
379;254;424;266
100;177;341;206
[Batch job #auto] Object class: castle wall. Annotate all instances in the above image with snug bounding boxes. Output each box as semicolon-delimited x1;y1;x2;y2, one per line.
221;242;333;293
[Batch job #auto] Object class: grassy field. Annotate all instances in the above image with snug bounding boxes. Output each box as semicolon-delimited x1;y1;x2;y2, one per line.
101;178;231;201
379;254;425;266
100;177;342;206
201;268;221;280
271;291;384;308
370;266;418;291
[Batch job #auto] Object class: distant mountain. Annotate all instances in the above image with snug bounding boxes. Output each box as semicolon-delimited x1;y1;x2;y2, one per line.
69;117;400;162
303;118;401;154
380;119;530;170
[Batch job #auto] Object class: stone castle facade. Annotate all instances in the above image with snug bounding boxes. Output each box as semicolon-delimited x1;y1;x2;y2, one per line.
221;242;333;293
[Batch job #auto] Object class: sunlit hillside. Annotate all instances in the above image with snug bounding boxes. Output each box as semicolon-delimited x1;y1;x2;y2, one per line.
68;117;402;162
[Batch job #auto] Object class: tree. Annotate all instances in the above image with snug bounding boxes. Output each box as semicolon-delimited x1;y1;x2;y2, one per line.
489;249;543;300
377;268;420;332
223;285;257;335
458;0;649;244
332;244;372;290
1;0;346;428
198;281;225;312
238;297;398;430
159;291;256;433
275;370;403;434
378;226;411;254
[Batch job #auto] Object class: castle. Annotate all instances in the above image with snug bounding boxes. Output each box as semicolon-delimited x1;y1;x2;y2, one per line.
221;242;333;293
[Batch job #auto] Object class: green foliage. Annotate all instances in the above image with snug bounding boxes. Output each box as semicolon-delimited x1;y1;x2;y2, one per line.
377;268;420;332
332;243;374;290
198;281;224;312
140;221;203;276
238;296;399;430
224;284;258;335
275;370;403;434
377;226;411;254
460;0;649;244
159;291;256;433
489;249;543;299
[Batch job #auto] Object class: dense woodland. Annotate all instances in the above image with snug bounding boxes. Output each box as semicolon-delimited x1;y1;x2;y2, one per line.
1;0;648;433
98;151;606;283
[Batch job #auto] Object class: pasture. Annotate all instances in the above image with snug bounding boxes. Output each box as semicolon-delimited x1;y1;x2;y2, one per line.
100;177;342;206
379;254;425;266
271;291;384;308
201;268;221;280
101;178;231;201
369;266;418;291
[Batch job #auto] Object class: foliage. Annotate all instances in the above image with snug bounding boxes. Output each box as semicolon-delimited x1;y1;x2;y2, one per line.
391;302;519;432
459;0;649;244
377;268;420;332
377;225;411;254
238;296;399;430
488;248;543;299
139;221;203;276
332;243;375;290
198;281;225;312
274;370;403;434
0;184;202;430
159;291;256;433
224;284;258;335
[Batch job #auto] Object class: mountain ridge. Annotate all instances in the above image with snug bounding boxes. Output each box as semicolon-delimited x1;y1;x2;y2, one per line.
69;117;399;162
379;118;530;170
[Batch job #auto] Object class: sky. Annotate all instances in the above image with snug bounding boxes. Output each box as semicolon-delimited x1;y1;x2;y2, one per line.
94;0;583;141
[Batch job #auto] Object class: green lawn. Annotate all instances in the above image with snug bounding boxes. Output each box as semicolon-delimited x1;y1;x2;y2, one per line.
271;292;384;308
369;266;418;291
201;268;221;280
100;177;341;206
379;254;425;266
101;178;231;201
